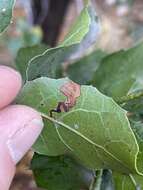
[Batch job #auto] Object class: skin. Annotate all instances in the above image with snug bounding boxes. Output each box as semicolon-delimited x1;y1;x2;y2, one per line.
0;66;44;190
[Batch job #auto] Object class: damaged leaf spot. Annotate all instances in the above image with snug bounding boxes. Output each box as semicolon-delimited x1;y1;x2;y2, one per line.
50;81;81;117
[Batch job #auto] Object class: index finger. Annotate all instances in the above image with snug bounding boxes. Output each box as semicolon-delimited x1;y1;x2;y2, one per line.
0;66;22;109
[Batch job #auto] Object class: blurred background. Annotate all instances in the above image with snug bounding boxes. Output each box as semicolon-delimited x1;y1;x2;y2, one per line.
0;0;142;189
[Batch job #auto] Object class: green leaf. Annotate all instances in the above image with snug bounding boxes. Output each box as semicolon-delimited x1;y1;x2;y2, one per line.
15;44;47;81
67;50;106;84
0;0;15;33
31;153;90;190
17;77;140;174
26;6;100;81
91;42;143;99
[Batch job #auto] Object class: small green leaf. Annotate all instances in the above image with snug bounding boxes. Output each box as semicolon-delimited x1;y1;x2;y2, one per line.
67;50;106;84
17;77;140;174
0;0;15;33
91;42;143;99
26;5;100;80
31;153;90;190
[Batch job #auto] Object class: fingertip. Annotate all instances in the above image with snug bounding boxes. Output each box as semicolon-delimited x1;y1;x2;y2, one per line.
0;105;43;189
0;143;15;190
0;105;44;164
0;66;22;109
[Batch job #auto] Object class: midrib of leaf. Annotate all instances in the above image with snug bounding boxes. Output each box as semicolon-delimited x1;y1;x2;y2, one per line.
62;25;88;45
62;7;90;45
41;112;137;174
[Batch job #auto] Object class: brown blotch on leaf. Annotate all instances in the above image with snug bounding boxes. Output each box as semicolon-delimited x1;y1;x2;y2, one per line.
50;81;81;117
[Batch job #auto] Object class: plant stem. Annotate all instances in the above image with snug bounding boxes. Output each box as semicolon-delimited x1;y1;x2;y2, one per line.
129;174;141;190
116;91;143;105
40;112;72;128
89;170;103;190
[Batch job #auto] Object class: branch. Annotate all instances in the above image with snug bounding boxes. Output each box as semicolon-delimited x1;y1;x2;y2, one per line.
89;170;103;190
129;174;141;190
116;91;143;105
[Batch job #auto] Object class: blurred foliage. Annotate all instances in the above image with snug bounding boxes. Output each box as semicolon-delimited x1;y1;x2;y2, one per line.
115;0;134;6
0;18;42;56
32;153;91;190
66;50;106;84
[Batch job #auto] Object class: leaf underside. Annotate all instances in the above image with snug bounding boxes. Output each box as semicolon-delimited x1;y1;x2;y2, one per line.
17;77;140;175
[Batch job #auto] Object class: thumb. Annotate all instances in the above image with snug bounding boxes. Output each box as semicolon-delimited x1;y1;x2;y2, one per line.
0;105;44;190
0;143;15;190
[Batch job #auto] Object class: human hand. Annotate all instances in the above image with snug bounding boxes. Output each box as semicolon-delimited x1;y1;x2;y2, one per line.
0;66;44;190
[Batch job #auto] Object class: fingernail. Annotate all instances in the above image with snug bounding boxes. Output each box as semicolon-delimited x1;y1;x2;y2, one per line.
6;118;44;164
